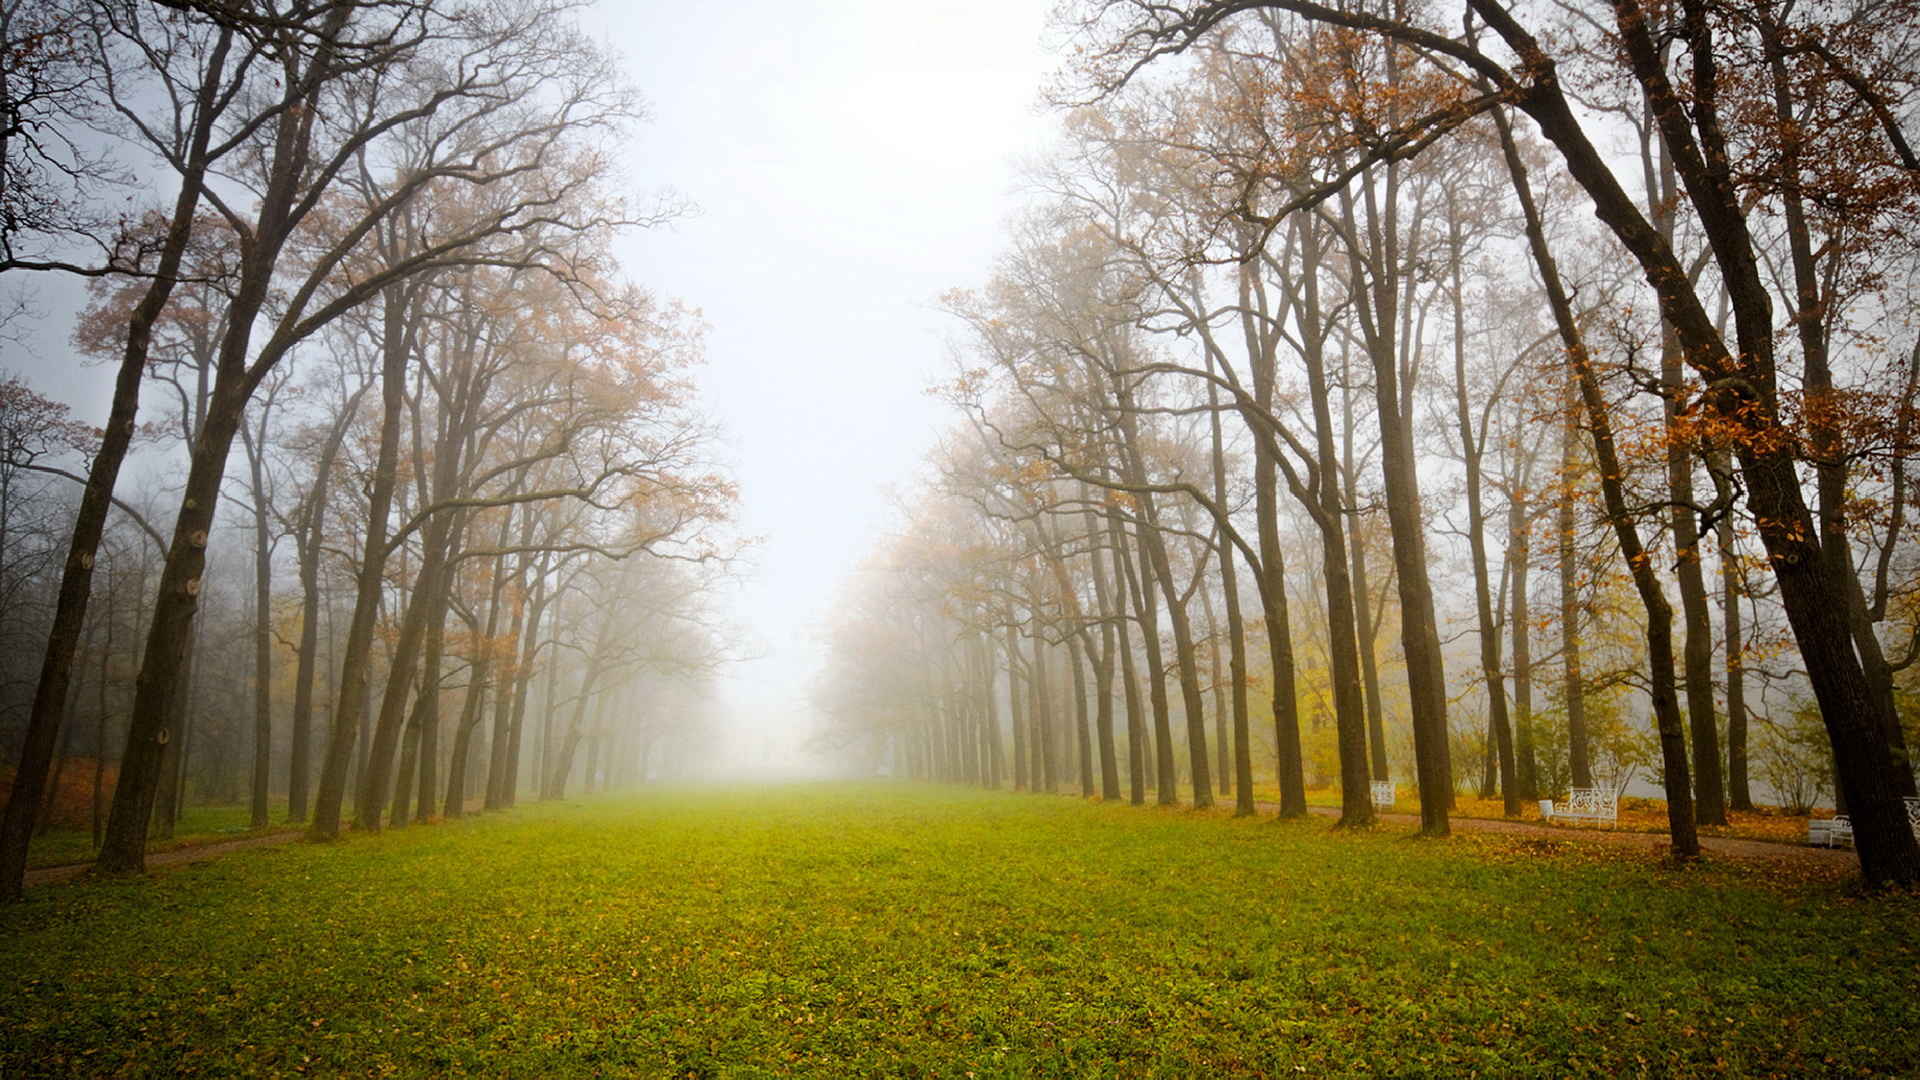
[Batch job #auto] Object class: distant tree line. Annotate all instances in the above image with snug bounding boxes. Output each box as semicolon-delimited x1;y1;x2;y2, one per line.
0;0;738;901
816;0;1920;886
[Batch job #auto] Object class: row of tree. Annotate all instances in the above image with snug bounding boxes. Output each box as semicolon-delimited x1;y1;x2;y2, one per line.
816;0;1920;884
0;0;736;901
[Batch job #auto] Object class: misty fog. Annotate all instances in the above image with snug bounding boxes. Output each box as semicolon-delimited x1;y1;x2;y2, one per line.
2;0;1917;1074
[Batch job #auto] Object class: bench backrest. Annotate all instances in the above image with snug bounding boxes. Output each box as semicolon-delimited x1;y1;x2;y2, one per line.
1564;787;1618;814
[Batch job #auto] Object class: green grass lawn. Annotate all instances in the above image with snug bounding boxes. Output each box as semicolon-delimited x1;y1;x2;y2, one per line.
3;784;1916;1077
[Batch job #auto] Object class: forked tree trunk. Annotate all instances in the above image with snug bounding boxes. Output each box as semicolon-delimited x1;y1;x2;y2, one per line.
287;385;363;823
309;284;415;841
1447;205;1518;817
1083;503;1123;801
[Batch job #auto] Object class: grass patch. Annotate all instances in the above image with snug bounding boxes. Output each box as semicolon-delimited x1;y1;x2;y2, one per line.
4;783;1917;1077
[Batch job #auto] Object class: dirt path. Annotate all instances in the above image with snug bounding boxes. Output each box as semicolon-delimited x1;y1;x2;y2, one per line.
23;830;306;889
1287;802;1855;865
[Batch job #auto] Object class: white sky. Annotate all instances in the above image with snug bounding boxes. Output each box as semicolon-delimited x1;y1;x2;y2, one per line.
589;1;1059;764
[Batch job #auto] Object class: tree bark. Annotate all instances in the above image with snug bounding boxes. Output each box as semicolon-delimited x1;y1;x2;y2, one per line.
1645;126;1727;827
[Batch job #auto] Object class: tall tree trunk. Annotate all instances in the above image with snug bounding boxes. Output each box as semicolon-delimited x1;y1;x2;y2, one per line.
1282;221;1374;825
286;391;359;824
1448;205;1518;817
1343;174;1450;834
154;570;204;836
1203;364;1254;815
499;557;551;810
1508;484;1538;800
1339;350;1390;783
445;673;488;820
1200;581;1228;797
1260;424;1307;817
241;420;274;830
1715;454;1752;811
483;558;528;810
1106;513;1147;806
356;520;452;831
1119;508;1175;804
103;372;247;870
1494;105;1697;855
1113;402;1212;805
0;28;233;898
1227;257;1312;817
287;511;325;825
1068;633;1094;797
413;524;465;824
1645;127;1727;828
309;285;414;841
92;578;115;850
1031;628;1056;793
1558;387;1592;790
980;633;1005;789
1763;32;1914;802
547;661;605;801
1084;507;1124;801
391;708;420;828
1006;624;1028;792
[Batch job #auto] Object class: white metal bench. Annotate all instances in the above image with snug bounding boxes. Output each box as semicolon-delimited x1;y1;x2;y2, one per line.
1540;786;1618;825
1370;780;1395;808
1813;797;1920;848
1809;816;1850;847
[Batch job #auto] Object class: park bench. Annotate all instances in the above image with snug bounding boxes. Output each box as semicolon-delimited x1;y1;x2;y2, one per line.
1539;786;1618;825
1370;780;1394;808
1812;797;1920;848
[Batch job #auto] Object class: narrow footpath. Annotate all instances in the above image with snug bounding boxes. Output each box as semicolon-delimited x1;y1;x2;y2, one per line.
23;831;305;889
1287;802;1856;865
